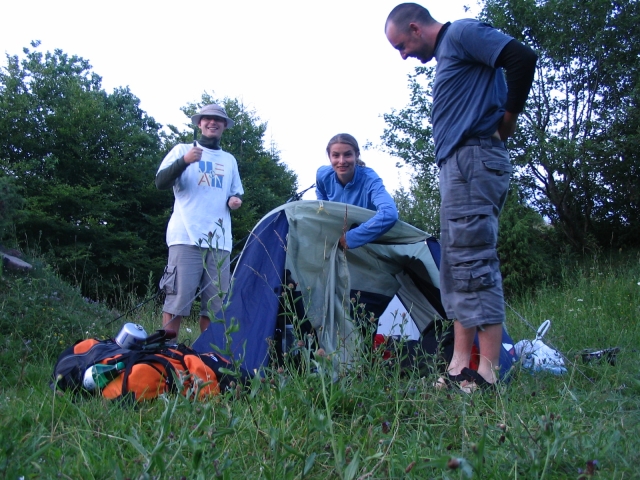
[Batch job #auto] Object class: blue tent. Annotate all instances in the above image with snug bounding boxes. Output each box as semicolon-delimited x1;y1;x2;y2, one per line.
193;200;517;377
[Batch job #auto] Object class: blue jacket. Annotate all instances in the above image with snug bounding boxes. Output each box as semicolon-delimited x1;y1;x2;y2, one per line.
316;165;398;248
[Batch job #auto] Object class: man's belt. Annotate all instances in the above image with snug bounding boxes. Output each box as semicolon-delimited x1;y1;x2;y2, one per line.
460;137;505;149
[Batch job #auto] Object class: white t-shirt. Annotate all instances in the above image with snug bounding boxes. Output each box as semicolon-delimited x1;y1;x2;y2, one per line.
157;143;244;251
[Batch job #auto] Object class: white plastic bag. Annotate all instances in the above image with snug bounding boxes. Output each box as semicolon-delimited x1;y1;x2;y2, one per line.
514;320;567;375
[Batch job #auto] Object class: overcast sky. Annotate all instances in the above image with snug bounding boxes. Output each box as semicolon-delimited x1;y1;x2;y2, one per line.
1;0;479;198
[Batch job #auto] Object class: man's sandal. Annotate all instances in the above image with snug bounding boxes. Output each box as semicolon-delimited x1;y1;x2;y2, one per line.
434;371;471;391
459;367;498;393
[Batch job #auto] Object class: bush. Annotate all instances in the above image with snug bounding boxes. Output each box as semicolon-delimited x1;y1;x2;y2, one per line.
498;188;561;297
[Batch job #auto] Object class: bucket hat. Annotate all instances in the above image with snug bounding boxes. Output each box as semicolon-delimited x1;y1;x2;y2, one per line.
191;104;234;129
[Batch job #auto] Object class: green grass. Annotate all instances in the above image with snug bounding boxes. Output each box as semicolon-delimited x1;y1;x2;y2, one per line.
0;251;639;479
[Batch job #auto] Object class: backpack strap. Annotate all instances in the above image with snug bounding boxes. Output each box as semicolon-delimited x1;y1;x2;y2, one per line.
118;351;180;401
52;340;131;392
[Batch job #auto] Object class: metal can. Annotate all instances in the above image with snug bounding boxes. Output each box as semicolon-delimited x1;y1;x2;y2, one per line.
115;323;148;349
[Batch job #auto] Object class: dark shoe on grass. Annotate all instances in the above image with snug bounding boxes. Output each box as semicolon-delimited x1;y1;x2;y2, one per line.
434;370;472;391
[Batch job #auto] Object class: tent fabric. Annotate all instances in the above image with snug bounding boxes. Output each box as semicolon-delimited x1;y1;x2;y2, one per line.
193;200;517;377
194;200;441;372
377;295;421;340
193;209;289;370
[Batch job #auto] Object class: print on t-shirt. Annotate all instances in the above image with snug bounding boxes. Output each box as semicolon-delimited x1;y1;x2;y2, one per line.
197;161;225;188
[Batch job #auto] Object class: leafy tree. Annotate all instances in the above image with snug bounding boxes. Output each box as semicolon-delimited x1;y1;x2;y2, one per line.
481;0;640;250
393;171;440;236
381;66;438;181
381;67;441;236
0;44;298;302
0;175;24;244
381;0;640;299
0;42;172;300
165;93;298;258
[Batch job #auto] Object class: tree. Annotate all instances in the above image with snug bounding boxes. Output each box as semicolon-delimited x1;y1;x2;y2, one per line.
0;45;299;302
380;66;441;236
380;66;438;180
382;0;640;257
0;176;24;244
0;42;172;300
481;0;640;250
393;171;440;236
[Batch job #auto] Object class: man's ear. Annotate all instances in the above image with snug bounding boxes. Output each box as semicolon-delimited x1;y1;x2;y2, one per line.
409;22;421;36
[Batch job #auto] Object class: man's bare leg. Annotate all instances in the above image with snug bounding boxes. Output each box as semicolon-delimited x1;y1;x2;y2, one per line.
474;323;502;384
163;311;182;336
435;321;476;389
199;315;211;333
447;321;476;376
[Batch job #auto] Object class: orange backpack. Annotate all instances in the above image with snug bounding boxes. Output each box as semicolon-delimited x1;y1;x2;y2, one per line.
52;338;247;402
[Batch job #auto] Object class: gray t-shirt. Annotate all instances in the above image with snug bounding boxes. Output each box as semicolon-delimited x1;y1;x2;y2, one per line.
432;19;513;165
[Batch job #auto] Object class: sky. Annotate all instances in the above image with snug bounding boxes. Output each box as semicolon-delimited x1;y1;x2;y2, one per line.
1;0;479;199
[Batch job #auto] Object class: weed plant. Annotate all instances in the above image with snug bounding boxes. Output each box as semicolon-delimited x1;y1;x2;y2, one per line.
0;250;639;478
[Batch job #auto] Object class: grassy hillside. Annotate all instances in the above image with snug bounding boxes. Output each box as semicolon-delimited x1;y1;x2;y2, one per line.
0;250;638;479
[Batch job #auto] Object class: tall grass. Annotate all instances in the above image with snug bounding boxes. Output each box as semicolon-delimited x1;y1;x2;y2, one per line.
0;250;638;478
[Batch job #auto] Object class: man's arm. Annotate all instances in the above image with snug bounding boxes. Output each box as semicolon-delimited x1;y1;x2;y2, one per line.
155;146;203;190
226;156;244;210
494;39;538;140
155;157;188;190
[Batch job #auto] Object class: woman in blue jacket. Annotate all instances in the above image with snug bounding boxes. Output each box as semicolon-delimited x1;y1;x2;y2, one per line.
316;133;399;249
